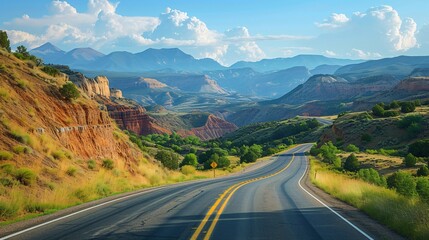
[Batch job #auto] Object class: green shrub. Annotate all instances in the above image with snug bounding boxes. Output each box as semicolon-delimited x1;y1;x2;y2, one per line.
12;145;31;154
14;168;36;186
25;202;52;213
66;167;77;176
357;168;387;187
96;183;111;197
155;150;179;170
87;160;96;170
0;178;14;187
181;165;196;175
417;165;429;177
0;150;13;160
387;171;416;197
408;139;429;157
10;130;31;145
41;66;60;76
180;153;198;167
0;202;18;219
73;189;89;201
16;79;27;89
345;144;359;153
59;82;80;100
102;159;114;170
403;153;417;167
51;150;65;160
401;102;416;113
344;153;360;172
416;177;429;202
372;104;385;117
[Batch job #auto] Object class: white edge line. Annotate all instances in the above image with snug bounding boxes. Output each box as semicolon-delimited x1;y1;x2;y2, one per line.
0;186;167;240
297;154;374;240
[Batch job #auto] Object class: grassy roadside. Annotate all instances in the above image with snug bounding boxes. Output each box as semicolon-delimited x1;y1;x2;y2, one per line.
309;158;429;239
0;148;286;227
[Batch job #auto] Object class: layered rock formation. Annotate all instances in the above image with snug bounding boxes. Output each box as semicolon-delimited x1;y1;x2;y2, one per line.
69;73;110;98
110;88;123;98
0;50;143;167
107;104;171;135
177;114;238;140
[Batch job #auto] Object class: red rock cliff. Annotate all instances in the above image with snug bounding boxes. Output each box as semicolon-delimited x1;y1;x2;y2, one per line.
178;114;238;140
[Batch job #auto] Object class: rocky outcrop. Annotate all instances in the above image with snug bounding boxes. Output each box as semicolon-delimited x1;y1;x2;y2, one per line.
107;104;171;135
110;88;123;98
394;77;429;91
69;73;110;98
272;74;398;105
178;114;238;140
136;78;168;89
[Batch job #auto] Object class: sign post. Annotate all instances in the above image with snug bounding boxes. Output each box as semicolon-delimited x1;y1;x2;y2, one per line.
210;161;218;178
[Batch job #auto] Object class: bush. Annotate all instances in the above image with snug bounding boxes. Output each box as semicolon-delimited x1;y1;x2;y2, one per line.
14;168;36;186
408;139;429;157
155;150;179;170
87;160;96;170
181;165;196;175
345;144;359;153
0;30;11;52
401;102;416;113
12;145;31;154
0;150;13;160
0;178;14;187
59;82;80;100
416;177;429;202
372;104;385;117
403;153;417;167
0;202;18;219
10;130;31;144
417;165;429;177
357;168;387;187
51;150;65;160
66;167;77;176
41;66;60;76
102;159;114;170
344;153;360;172
16;79;27;89
180;153;198;167
387;171;416;197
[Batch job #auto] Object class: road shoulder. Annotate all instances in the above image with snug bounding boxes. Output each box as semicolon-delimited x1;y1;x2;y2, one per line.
302;161;404;240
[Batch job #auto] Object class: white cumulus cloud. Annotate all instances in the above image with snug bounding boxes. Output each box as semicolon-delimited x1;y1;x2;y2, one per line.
313;5;418;58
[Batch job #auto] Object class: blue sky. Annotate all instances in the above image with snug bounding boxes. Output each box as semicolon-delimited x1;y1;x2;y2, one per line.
1;0;429;65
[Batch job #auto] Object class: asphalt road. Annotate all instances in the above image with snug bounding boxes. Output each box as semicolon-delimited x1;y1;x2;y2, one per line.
1;144;374;240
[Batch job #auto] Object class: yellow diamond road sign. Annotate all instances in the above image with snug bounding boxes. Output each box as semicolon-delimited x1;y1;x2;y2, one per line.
210;162;218;169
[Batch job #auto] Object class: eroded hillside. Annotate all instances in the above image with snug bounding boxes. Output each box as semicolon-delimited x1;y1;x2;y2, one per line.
0;50;183;222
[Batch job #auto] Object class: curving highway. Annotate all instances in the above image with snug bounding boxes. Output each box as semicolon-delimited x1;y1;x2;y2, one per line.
1;144;375;240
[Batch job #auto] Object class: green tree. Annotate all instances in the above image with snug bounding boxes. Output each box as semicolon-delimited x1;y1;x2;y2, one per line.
59;82;80;100
372;104;385;117
357;168;387;187
387;171;416;197
155;150;179;170
217;156;230;168
408;139;429;157
416;177;429;202
345;144;359;153
403;153;417;167
389;100;400;109
401;102;416;113
361;133;372;143
344;153;360;172
417;165;429;177
181;153;198;167
0;30;11;52
240;150;258;163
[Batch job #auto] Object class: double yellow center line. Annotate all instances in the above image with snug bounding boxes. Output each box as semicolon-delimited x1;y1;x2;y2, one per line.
191;154;296;240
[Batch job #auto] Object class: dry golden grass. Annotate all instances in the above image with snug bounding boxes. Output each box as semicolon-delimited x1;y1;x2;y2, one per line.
310;158;429;239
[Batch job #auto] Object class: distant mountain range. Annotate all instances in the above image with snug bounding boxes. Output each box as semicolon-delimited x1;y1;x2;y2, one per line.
230;55;362;72
30;42;362;74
